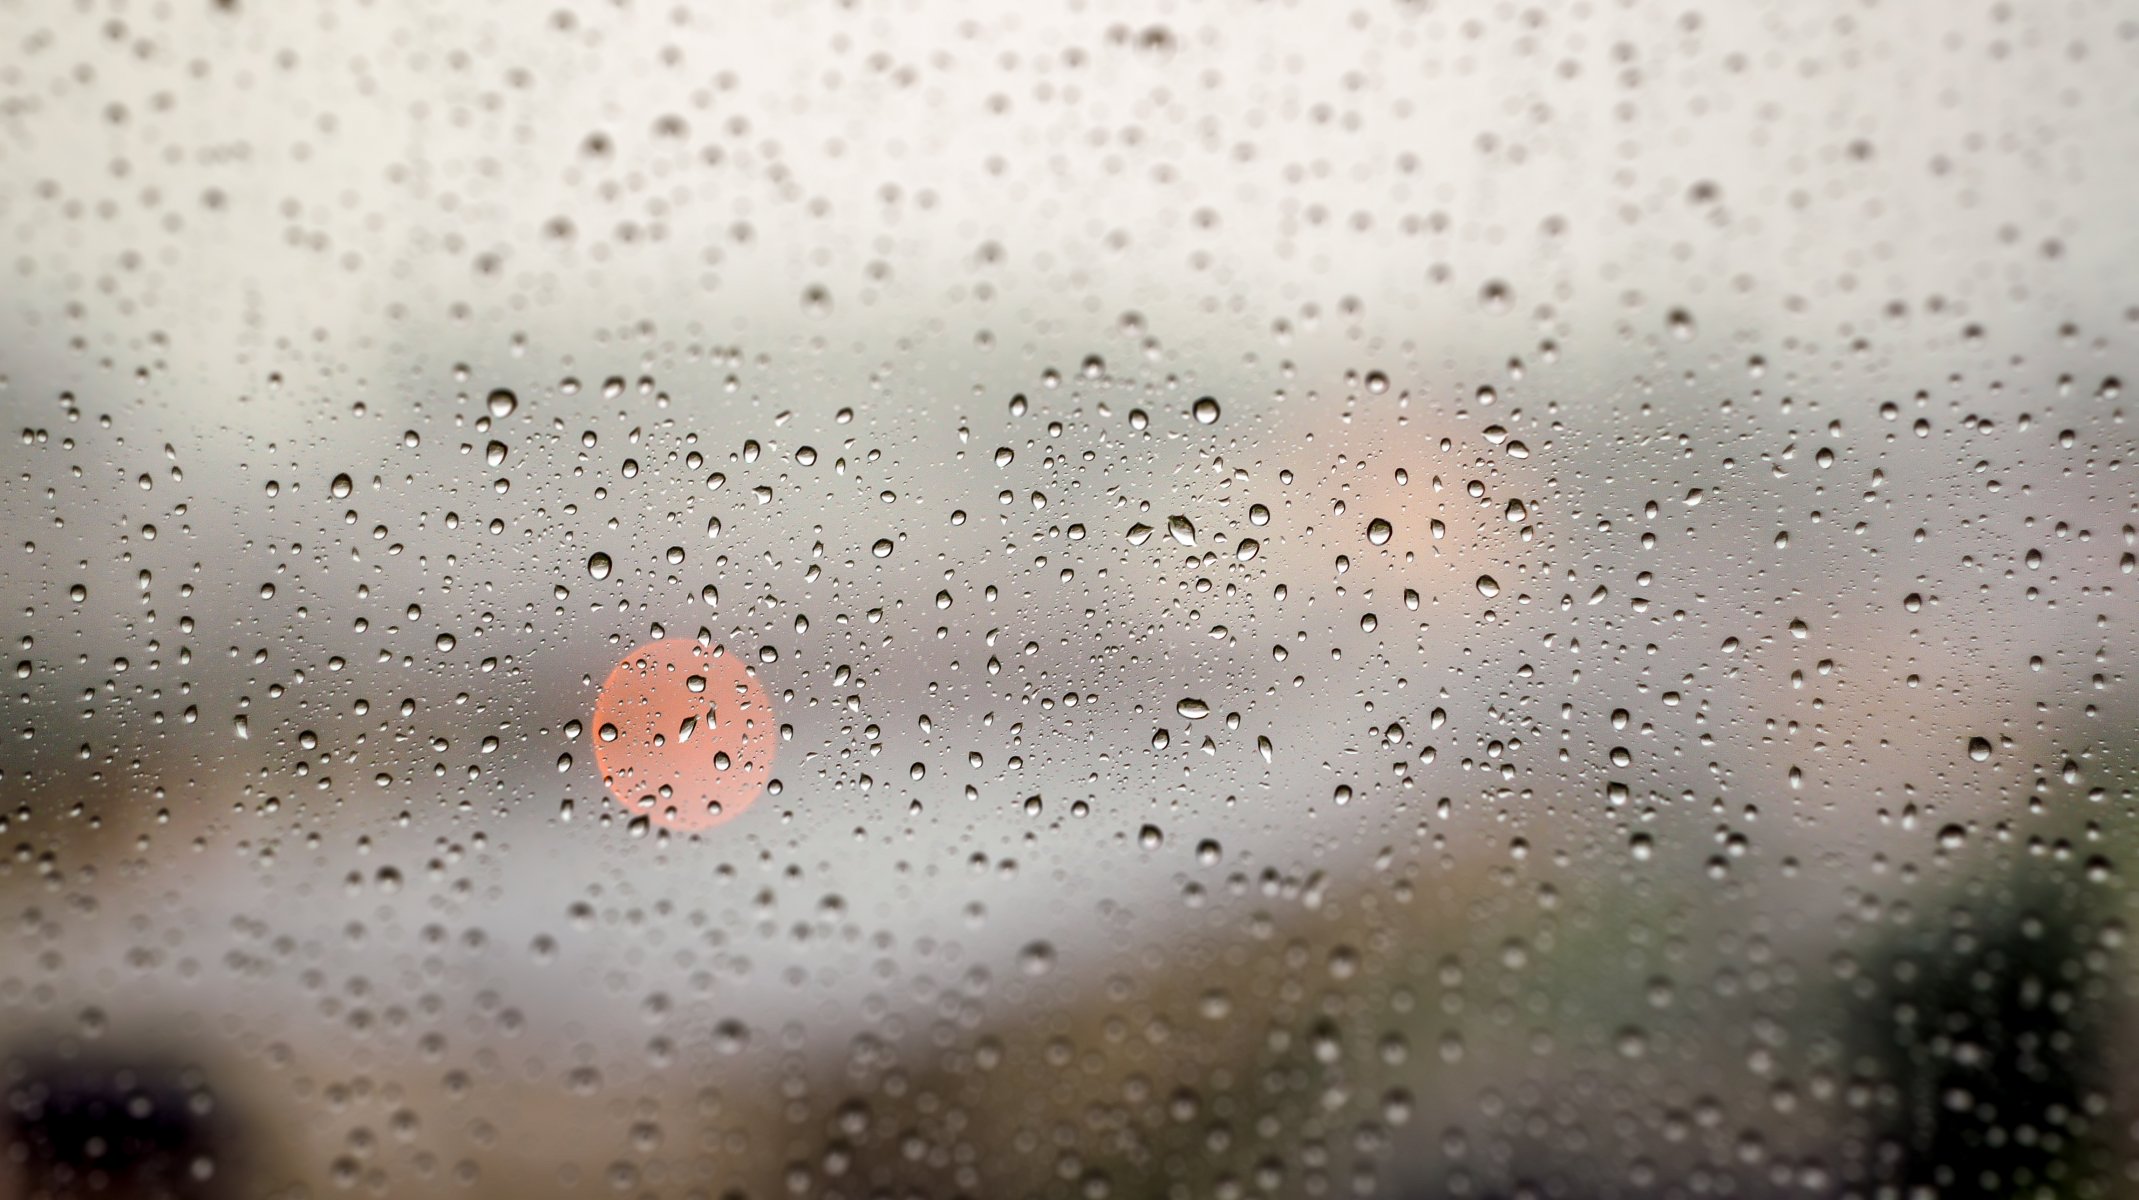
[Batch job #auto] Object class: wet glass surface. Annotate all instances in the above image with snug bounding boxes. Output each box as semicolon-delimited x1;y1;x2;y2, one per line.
1;2;2136;1197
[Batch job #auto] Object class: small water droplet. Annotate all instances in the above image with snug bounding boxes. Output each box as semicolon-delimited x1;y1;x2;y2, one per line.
1019;941;1056;976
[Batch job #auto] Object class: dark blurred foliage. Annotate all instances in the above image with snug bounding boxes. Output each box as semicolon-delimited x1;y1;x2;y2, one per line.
1856;858;2119;1199
2;1047;237;1200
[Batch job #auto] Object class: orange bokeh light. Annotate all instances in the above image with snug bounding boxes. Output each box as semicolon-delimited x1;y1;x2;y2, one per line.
591;639;775;831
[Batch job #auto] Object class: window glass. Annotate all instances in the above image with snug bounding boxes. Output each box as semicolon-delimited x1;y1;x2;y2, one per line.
2;3;2134;1198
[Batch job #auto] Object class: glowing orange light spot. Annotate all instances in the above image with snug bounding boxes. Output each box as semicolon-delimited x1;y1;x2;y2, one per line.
591;639;775;831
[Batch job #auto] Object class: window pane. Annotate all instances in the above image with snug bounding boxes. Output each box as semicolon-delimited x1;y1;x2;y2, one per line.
2;2;2133;1198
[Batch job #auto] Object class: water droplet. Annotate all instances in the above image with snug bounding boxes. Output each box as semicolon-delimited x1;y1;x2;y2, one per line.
1475;574;1500;598
1019;941;1056;976
330;473;353;499
486;388;517;418
1176;698;1210;720
1167;515;1196;546
712;1019;750;1054
1192;397;1220;424
587;553;612;580
872;538;895;558
1968;736;1993;762
1366;518;1393;545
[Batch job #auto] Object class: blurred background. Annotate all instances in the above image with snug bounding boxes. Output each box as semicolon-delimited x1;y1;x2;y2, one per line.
0;0;2135;1196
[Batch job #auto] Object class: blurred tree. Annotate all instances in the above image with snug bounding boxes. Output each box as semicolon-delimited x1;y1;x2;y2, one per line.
1855;860;2116;1199
3;1046;238;1200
